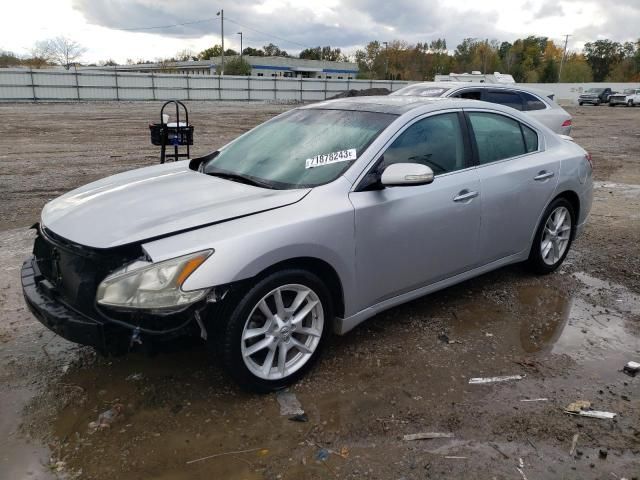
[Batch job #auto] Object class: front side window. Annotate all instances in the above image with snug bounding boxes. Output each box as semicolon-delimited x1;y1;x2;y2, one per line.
521;92;547;111
379;113;468;175
483;90;524;111
468;112;532;164
203;109;396;189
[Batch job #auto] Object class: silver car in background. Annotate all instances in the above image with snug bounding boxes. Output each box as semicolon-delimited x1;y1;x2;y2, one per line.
392;82;573;135
22;97;593;391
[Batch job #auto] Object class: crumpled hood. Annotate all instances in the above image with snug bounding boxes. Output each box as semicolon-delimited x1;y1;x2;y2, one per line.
42;161;309;249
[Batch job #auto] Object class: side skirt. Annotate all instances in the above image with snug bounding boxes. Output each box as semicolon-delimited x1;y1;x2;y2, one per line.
334;251;526;335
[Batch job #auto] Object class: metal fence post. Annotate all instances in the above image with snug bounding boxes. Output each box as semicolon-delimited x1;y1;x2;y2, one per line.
114;68;120;101
29;68;37;101
299;78;303;102
151;73;156;100
218;75;222;100
347;77;350;91
74;68;81;100
324;78;327;100
274;77;277;100
247;76;251;102
186;75;190;101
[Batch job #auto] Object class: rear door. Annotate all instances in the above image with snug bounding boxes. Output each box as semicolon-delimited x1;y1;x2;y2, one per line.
464;109;560;264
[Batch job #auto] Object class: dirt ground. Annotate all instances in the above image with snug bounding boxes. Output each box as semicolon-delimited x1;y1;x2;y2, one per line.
0;101;639;480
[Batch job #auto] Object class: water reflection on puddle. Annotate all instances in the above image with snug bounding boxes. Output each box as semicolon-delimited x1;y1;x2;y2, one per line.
451;272;639;363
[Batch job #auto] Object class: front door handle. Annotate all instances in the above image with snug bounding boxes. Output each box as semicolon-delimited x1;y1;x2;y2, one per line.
534;171;554;181
453;190;479;202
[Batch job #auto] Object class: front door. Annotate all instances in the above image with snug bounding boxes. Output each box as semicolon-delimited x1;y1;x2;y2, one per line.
349;112;482;311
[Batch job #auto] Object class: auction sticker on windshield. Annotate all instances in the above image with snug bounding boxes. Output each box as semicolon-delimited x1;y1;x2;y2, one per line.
305;149;357;169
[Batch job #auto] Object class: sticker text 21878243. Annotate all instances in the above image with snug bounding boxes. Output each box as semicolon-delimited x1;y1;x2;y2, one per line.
305;149;357;169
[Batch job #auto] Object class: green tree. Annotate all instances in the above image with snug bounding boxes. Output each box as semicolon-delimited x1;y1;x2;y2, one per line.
198;45;223;60
263;43;288;57
584;39;623;81
242;47;264;56
559;54;593;82
219;56;252;75
299;46;345;61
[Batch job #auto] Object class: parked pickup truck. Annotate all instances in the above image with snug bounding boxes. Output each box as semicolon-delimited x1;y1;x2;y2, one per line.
609;88;640;107
578;87;613;106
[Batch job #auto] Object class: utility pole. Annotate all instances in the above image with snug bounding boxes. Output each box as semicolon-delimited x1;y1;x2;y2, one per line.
558;34;571;82
383;41;389;80
217;9;224;75
237;32;243;60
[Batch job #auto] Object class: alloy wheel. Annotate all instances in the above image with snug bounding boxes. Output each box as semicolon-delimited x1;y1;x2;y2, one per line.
540;206;572;266
241;284;324;380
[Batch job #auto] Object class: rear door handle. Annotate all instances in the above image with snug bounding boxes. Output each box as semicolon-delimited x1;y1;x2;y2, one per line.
453;190;479;202
534;171;554;181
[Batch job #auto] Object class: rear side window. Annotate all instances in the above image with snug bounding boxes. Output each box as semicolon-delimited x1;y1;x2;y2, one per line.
521;92;547;111
521;124;538;152
483;90;523;110
468;112;528;164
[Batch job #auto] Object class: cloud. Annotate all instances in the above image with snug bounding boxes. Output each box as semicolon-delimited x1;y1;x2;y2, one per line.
535;1;564;18
71;0;640;57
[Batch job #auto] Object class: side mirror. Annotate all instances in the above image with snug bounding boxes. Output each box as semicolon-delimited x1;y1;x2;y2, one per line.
380;163;434;187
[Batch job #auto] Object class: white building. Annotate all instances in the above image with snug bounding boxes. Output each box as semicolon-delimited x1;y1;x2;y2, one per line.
94;56;359;80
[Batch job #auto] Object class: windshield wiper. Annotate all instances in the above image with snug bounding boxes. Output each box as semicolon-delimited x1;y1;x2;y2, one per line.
206;170;277;189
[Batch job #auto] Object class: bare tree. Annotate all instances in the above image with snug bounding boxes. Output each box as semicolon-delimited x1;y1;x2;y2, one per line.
33;37;86;69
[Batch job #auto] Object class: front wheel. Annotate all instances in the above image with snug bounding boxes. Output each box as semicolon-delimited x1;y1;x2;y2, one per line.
578;102;583;106
527;198;575;274
214;269;332;392
628;100;634;107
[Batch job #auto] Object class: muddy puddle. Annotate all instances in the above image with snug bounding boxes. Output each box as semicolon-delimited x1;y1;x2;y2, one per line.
10;267;635;480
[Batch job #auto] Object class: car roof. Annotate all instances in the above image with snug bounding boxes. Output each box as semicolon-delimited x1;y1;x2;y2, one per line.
394;81;555;99
302;96;484;115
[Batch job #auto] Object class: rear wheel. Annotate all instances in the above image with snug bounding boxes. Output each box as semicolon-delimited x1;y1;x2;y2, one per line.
214;269;332;392
527;198;575;274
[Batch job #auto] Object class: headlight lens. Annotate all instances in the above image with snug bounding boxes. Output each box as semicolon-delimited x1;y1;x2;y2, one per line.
96;250;212;309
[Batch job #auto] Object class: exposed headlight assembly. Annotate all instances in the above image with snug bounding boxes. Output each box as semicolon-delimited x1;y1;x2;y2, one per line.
96;250;213;310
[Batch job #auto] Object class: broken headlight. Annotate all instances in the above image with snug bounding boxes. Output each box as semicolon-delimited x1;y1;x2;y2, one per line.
96;250;212;309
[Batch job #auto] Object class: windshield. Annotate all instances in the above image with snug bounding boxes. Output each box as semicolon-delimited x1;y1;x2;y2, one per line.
585;88;604;93
392;85;449;97
623;89;635;94
202;109;396;189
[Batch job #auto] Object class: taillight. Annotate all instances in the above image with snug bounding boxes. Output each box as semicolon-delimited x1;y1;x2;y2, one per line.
585;152;593;169
562;119;572;127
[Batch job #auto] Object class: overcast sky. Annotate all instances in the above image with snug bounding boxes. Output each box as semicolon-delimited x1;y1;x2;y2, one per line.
2;0;638;63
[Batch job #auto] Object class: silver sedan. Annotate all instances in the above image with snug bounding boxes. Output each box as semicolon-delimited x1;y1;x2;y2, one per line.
391;82;573;135
23;97;593;391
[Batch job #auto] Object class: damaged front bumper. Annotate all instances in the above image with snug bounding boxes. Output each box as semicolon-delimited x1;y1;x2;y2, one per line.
21;256;204;355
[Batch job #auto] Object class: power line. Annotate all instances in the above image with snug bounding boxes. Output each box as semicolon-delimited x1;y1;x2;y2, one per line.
116;14;318;52
120;17;217;32
223;16;309;49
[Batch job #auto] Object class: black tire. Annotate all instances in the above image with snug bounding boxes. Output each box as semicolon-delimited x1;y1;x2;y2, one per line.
578;102;583;106
628;101;633;107
527;197;576;275
213;268;333;392
595;99;601;106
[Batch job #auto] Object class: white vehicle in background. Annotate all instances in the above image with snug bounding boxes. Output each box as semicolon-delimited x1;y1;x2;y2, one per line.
609;88;640;107
434;71;516;84
391;82;573;135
